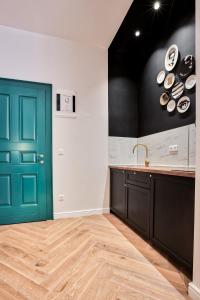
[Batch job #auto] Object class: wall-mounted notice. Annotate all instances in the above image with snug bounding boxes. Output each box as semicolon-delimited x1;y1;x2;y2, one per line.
56;89;77;118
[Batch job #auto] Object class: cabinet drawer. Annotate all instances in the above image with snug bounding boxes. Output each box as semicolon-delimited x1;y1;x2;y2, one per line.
126;171;151;189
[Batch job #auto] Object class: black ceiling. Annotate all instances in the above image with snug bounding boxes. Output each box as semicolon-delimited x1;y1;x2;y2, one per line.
109;0;195;74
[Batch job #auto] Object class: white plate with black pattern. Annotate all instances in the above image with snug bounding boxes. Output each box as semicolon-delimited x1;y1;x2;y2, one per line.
172;82;184;99
165;44;179;71
179;55;195;79
177;96;190;113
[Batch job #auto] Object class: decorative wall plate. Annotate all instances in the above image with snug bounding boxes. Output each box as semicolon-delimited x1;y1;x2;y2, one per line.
177;96;190;113
167;100;176;113
165;44;179;71
179;55;195;79
160;92;170;106
172;82;184;99
164;73;175;89
185;74;196;90
157;70;166;84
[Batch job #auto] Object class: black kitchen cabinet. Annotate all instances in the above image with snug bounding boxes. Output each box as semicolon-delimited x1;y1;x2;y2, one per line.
151;174;195;271
110;169;126;219
110;168;195;272
126;171;151;239
126;184;150;239
110;170;151;237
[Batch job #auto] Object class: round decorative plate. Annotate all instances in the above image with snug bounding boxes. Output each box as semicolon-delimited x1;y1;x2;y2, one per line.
179;55;195;79
172;82;184;99
177;96;191;113
160;92;170;106
167;100;176;113
164;73;175;89
185;74;196;90
165;44;179;71
157;70;166;84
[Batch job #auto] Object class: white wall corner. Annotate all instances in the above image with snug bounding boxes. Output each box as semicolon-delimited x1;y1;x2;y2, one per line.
192;0;200;297
189;283;200;300
54;208;110;219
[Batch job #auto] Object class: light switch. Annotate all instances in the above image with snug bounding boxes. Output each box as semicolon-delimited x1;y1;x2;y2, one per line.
58;148;64;155
58;194;64;201
169;145;178;154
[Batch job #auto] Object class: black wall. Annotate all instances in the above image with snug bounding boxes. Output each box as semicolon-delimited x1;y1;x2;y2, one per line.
109;0;195;138
109;53;139;137
139;16;195;136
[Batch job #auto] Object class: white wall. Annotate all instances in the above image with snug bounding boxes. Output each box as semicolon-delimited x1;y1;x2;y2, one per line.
188;0;200;298
0;26;109;218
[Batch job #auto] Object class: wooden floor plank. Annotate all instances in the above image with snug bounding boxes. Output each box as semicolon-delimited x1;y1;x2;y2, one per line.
105;214;191;300
0;214;191;300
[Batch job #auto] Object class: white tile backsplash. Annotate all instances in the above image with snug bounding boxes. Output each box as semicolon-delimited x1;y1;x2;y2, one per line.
138;126;189;167
108;137;138;165
189;123;196;167
109;124;196;168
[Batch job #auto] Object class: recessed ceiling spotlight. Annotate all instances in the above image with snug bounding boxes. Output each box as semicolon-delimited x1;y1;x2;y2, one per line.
154;1;161;10
135;30;141;37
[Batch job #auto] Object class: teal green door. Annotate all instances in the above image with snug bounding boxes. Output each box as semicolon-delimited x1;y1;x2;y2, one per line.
0;78;52;225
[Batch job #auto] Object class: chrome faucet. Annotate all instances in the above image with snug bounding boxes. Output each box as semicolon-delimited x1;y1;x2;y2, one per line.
133;144;150;167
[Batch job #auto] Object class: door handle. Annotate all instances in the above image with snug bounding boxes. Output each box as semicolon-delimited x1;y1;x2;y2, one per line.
37;154;45;164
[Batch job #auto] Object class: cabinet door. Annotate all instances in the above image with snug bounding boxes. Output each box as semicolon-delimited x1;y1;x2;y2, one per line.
151;175;195;270
110;169;126;219
127;184;150;239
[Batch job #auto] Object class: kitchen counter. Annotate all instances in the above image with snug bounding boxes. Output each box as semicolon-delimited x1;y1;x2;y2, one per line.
109;165;195;178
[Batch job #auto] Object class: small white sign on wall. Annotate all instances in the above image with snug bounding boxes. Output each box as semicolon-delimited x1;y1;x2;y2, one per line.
55;89;77;118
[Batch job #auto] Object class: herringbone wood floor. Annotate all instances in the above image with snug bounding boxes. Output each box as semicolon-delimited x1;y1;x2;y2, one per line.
105;214;191;300
0;215;191;300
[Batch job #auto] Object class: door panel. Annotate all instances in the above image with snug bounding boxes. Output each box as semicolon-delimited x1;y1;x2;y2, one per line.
0;175;11;206
127;184;150;239
20;96;37;141
152;175;195;268
110;169;126;219
0;78;52;225
0;152;11;163
21;175;37;205
21;151;37;163
0;94;10;140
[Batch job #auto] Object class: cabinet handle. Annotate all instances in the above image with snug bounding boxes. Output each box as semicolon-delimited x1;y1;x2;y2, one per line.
134;172;136;175
124;184;127;187
150;174;152;178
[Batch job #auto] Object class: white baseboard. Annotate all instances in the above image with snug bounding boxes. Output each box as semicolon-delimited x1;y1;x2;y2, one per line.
189;282;200;300
54;208;110;219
